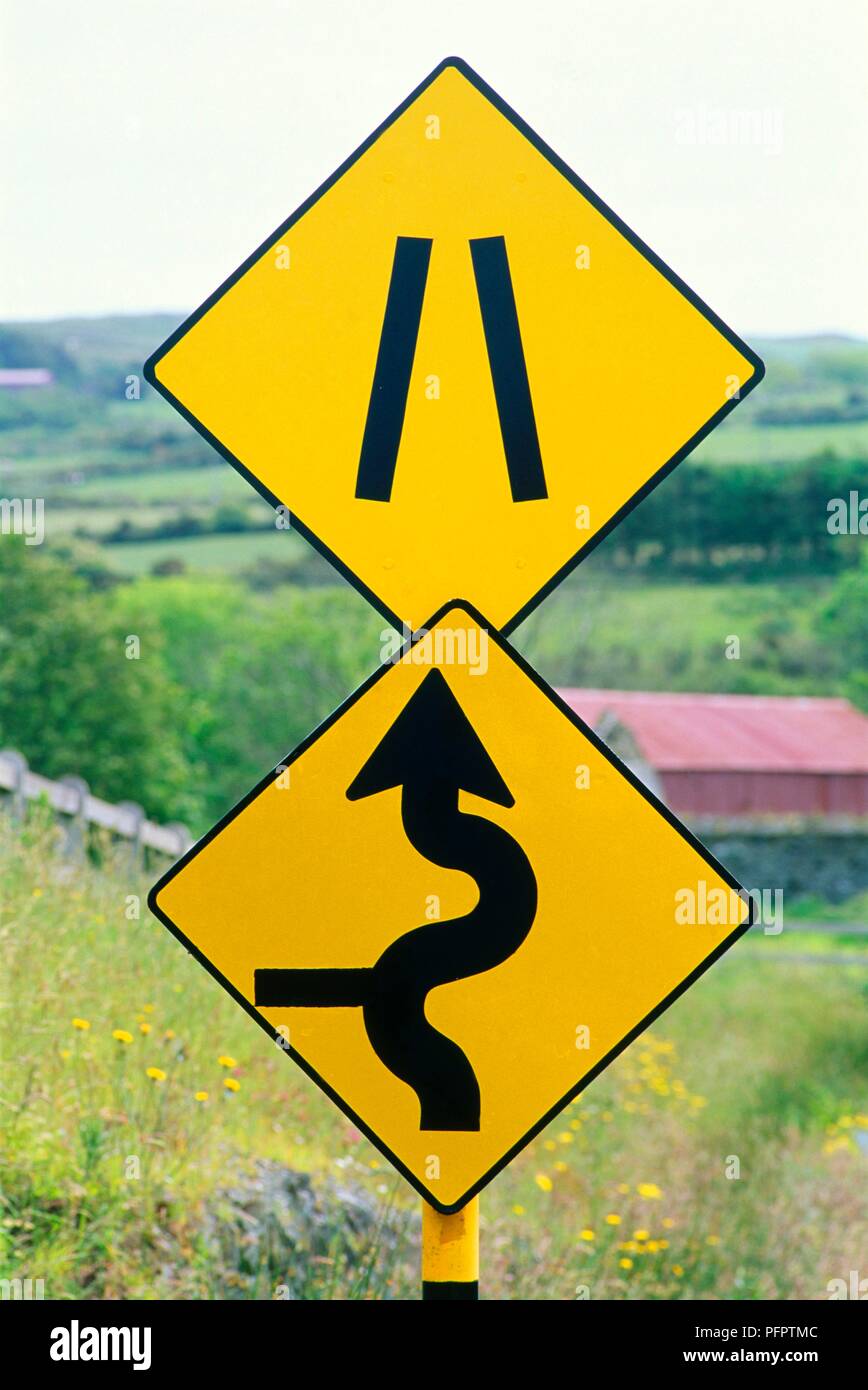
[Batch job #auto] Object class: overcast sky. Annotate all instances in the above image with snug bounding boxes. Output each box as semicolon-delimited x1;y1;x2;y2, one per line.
3;0;866;335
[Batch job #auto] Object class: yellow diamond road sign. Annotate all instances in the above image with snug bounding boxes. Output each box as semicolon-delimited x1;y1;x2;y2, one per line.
144;57;763;634
149;606;751;1212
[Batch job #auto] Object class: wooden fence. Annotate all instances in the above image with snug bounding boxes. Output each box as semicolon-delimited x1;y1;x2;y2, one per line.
0;749;191;859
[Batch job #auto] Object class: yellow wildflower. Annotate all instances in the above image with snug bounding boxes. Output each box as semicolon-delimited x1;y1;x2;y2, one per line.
605;1213;621;1226
146;1067;166;1082
218;1055;238;1069
194;1091;208;1102
535;1173;553;1193
72;1018;90;1031
579;1229;595;1241
112;1029;133;1044
637;1182;662;1199
619;1258;633;1270
512;1204;526;1216
223;1077;241;1093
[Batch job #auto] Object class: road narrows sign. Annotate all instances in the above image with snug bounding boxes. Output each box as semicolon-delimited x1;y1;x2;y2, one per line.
144;56;763;634
149;605;752;1213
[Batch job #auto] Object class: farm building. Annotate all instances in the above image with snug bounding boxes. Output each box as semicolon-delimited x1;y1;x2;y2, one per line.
557;689;868;818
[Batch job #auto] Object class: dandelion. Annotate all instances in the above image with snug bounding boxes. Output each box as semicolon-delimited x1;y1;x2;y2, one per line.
535;1173;553;1193
223;1077;240;1093
558;1131;573;1144
647;1240;660;1253
72;1018;90;1031
706;1234;721;1246
60;1048;72;1061
619;1258;633;1270
369;1159;380;1169
139;1022;152;1035
194;1091;208;1103
163;1029;176;1041
142;1004;155;1014
112;1030;133;1044
146;1067;167;1082
672;1264;684;1278
662;1217;675;1229
32;888;43;898
218;1055;238;1069
637;1182;662;1199
553;1161;568;1173
634;1228;650;1241
605;1213;621;1226
543;1139;557;1151
579;1229;595;1242
512;1204;525;1216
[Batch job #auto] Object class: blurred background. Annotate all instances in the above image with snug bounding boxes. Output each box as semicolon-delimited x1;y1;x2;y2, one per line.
1;0;866;1300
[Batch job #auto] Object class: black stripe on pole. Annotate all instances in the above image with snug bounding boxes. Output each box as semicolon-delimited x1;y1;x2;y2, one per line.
355;236;433;502
469;236;547;502
422;1280;480;1301
254;967;371;1007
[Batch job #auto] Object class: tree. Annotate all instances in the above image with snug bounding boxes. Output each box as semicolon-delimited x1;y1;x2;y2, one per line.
0;539;193;822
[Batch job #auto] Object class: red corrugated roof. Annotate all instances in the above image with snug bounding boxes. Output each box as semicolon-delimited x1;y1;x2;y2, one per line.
556;689;868;774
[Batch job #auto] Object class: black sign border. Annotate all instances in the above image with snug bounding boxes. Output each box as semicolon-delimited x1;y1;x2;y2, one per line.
149;600;755;1215
142;55;765;637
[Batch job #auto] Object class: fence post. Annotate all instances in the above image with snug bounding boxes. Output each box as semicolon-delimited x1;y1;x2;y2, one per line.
59;775;90;858
117;800;145;868
0;750;29;821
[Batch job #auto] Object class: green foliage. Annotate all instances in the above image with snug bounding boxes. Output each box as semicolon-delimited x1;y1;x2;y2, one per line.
602;454;868;575
0;539;192;822
820;561;868;709
112;576;379;825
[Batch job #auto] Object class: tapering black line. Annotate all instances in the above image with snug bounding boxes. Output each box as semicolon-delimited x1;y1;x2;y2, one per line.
255;967;371;1008
355;236;433;502
469;236;547;502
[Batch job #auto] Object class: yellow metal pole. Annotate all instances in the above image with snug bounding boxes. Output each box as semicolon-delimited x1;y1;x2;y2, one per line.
421;1197;479;1300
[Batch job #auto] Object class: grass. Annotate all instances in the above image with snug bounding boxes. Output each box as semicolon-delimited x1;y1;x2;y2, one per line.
514;570;839;694
2;815;865;1300
103;530;308;575
694;416;868;465
63;465;253;506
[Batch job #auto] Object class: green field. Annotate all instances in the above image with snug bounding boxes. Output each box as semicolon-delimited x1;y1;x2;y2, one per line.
2;817;865;1300
104;529;305;575
514;570;840;694
694;416;868;465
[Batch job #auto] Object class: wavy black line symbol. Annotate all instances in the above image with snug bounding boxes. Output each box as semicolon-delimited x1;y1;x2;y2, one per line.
254;670;538;1131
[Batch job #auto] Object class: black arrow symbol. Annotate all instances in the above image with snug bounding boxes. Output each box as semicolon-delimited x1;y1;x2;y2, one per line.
255;670;538;1131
